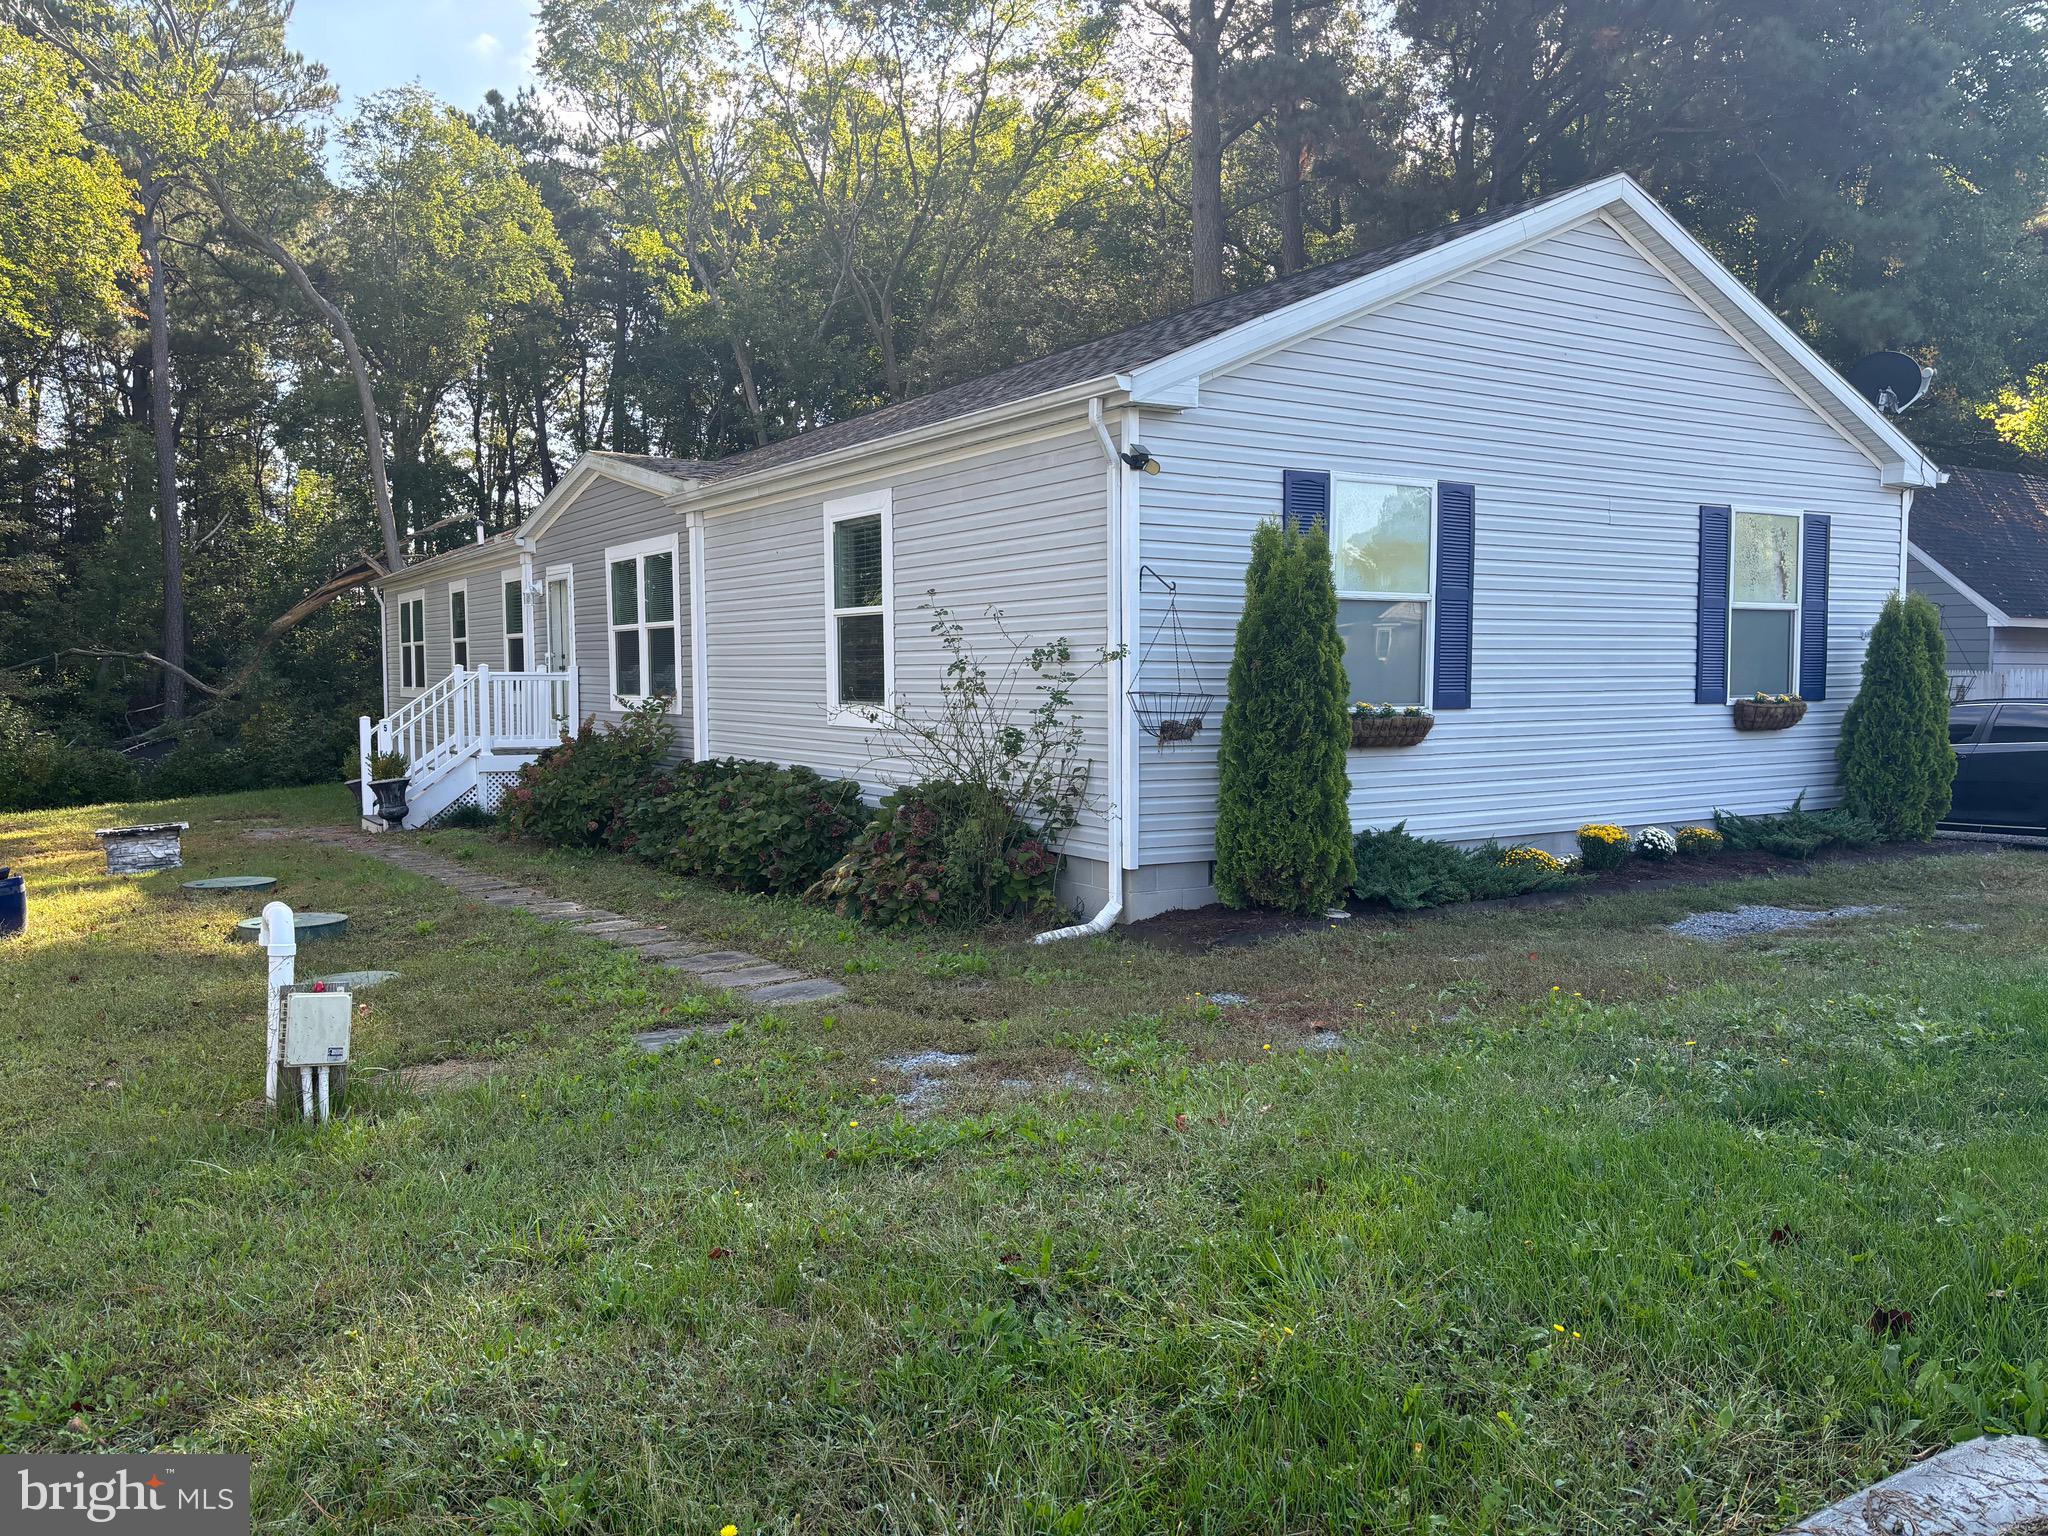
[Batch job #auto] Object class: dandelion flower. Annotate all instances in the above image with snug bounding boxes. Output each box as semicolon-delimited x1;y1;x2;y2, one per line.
849;1119;859;1128
722;1526;739;1536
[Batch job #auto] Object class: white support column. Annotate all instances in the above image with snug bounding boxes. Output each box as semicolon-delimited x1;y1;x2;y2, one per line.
688;510;710;759
260;900;296;1106
357;717;374;819
477;662;493;748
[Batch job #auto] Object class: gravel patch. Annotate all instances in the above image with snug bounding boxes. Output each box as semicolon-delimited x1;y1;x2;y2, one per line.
1669;904;1890;942
882;1050;976;1114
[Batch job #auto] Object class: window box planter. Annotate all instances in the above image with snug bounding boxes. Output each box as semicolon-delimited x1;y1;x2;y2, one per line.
93;822;190;875
1732;697;1807;731
1350;712;1434;749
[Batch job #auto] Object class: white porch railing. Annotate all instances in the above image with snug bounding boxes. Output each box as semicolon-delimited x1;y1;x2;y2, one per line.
358;664;575;820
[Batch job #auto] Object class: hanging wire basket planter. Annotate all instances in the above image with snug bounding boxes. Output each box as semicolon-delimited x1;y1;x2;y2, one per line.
1127;567;1217;745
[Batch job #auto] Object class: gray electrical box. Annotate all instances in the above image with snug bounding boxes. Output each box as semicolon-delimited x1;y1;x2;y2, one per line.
283;988;352;1066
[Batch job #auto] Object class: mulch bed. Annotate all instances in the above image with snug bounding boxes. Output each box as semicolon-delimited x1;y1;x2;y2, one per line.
1125;838;2024;954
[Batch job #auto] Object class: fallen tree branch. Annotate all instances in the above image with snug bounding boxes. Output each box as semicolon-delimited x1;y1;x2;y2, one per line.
10;554;387;712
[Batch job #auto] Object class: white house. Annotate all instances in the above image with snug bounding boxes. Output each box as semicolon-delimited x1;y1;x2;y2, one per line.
364;173;1941;925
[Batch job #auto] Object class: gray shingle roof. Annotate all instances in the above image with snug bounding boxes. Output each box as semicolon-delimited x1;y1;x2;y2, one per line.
605;193;1555;492
1912;465;2048;620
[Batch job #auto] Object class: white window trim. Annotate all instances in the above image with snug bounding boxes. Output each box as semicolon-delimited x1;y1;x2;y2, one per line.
1728;505;1803;702
394;588;427;696
500;567;529;673
1330;473;1438;709
604;533;683;713
822;488;894;724
448;579;470;671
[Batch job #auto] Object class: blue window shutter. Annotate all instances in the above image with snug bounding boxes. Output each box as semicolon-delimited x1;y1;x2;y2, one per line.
1281;469;1330;534
1800;513;1830;700
1696;505;1731;704
1433;482;1476;710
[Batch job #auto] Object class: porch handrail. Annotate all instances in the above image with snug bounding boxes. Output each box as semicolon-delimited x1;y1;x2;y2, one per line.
358;665;575;820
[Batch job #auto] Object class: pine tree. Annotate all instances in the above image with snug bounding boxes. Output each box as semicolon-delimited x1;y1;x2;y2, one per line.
1839;593;1953;839
1213;520;1353;911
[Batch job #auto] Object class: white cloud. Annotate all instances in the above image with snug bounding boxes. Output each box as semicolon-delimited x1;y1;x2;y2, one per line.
468;31;501;57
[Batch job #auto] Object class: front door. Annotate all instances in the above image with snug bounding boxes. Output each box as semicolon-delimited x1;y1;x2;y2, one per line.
545;573;573;672
544;571;574;726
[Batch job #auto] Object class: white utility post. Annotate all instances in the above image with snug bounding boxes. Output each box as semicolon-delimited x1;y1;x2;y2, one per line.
260;900;296;1106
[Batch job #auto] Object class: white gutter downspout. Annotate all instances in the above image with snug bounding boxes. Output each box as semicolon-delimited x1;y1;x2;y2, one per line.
1035;397;1128;942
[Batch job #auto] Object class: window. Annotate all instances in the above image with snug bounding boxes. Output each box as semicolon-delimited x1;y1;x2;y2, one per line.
824;489;891;715
449;583;468;669
1951;704;1993;745
396;592;426;692
1989;703;2048;744
1728;511;1799;698
502;573;526;672
606;535;679;708
1331;478;1433;707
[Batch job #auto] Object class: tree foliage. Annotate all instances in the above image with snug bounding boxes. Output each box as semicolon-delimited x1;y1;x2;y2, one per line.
1212;520;1352;913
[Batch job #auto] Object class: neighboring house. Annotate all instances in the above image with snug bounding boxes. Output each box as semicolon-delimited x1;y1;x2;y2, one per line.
1907;466;2048;694
364;172;1940;924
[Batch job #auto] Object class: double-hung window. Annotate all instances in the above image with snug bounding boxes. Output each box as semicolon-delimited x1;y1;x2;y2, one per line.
449;583;469;669
396;592;426;692
824;489;891;716
606;535;679;708
1728;511;1800;697
1331;478;1434;707
502;573;527;672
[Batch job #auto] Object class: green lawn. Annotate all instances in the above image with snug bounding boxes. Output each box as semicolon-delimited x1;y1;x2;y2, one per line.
4;787;2048;1533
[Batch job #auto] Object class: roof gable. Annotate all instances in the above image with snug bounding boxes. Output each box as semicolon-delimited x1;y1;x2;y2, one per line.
1910;466;2048;621
615;174;1938;498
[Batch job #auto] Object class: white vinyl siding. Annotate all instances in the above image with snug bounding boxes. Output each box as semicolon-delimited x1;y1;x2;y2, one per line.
527;477;693;752
700;427;1111;860
1135;215;1904;860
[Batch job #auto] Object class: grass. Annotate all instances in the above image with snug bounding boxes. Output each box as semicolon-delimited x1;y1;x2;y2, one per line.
4;786;2048;1533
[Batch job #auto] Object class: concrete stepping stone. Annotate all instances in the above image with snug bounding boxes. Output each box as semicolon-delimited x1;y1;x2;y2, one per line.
700;963;806;988
633;1024;713;1052
610;926;675;945
659;949;760;974
637;941;711;961
311;970;400;989
746;978;846;1005
183;875;277;895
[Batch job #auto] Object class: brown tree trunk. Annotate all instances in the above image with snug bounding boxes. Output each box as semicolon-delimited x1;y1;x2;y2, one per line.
140;204;185;721
1273;0;1306;275
1189;4;1228;304
205;180;404;571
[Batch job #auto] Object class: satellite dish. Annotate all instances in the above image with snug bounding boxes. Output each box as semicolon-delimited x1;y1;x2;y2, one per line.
1845;351;1934;414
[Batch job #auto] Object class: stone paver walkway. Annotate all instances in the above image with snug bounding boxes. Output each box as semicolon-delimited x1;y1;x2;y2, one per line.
246;828;845;1006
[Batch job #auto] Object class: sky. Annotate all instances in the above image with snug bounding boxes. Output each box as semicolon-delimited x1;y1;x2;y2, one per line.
287;0;542;116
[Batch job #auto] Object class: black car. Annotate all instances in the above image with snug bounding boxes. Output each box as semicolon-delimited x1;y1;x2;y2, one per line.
1946;699;2048;832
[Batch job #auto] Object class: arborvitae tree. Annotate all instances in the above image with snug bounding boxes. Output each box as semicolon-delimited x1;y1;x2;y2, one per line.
1213;519;1353;911
1839;593;1953;839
